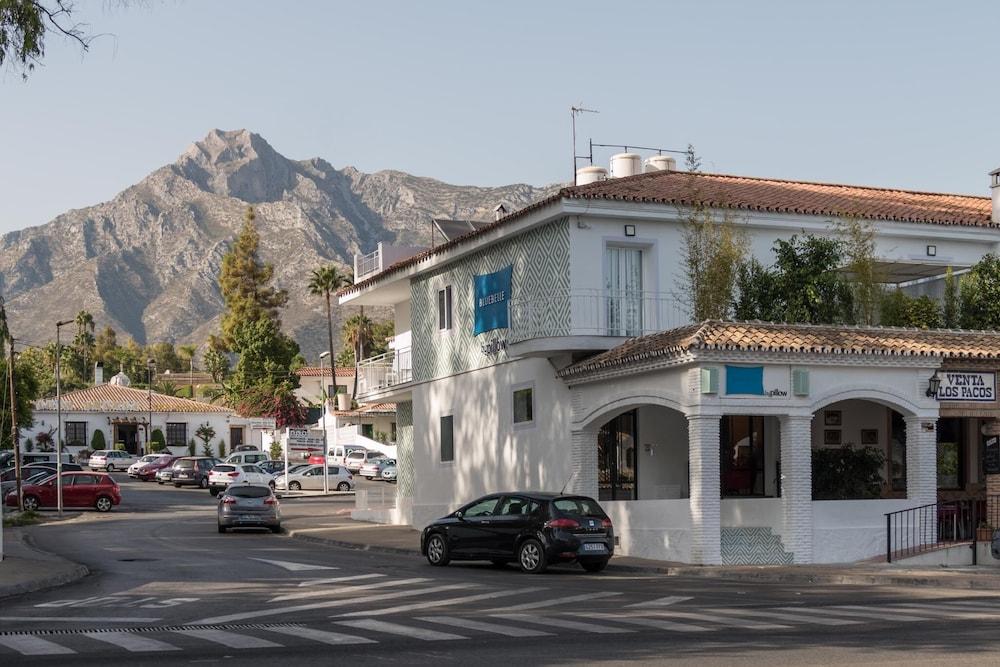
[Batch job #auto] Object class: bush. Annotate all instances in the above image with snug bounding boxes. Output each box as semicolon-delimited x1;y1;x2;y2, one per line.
150;429;166;453
812;445;885;500
3;509;41;527
187;438;196;456
217;440;226;458
23;437;33;452
91;429;106;451
269;440;282;460
114;442;126;451
77;448;93;463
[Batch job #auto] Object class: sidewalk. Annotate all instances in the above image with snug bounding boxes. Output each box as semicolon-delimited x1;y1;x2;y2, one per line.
283;511;1000;590
0;526;89;599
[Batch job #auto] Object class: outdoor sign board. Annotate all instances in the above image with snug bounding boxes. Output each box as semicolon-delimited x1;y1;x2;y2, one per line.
473;265;512;335
935;371;996;402
247;417;277;430
984;435;1000;475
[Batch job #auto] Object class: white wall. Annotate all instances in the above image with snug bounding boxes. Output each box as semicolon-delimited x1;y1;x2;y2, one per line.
722;498;785;536
812;499;914;563
636;406;688;499
603;499;692;562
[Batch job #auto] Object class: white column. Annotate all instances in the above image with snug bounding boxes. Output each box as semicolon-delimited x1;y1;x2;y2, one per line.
568;427;599;497
687;414;721;565
779;415;814;564
904;416;937;506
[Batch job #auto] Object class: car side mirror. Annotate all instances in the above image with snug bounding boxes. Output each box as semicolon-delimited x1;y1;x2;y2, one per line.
454;511;465;521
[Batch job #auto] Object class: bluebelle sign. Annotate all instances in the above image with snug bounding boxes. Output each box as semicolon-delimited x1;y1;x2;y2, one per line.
473;265;513;335
936;371;996;402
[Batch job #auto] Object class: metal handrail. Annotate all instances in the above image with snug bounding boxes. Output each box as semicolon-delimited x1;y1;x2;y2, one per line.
885;499;979;563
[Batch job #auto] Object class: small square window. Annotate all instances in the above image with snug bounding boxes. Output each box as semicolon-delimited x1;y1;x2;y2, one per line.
437;286;453;331
513;387;534;425
440;415;454;462
926;245;937;257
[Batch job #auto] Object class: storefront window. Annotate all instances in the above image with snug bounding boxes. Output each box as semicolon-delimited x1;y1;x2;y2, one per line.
937;418;964;490
598;410;637;501
721;416;766;496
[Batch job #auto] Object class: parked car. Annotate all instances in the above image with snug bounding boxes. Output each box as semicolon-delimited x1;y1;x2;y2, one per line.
380;462;397;483
359;457;395;481
169;456;220;488
131;455;180;482
22;452;75;466
224;450;269;465
156;466;175;484
233;445;259;452
0;451;13;469
128;454;171;478
344;450;386;473
256;460;286;476
89;450;140;472
2;462;82;480
217;483;281;533
420;492;615;574
325;445;368;466
208;463;275;496
274;465;354;492
0;466;59;497
5;471;121;512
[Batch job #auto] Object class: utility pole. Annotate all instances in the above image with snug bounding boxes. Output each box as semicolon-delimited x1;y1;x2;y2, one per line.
9;339;21;512
55;318;73;518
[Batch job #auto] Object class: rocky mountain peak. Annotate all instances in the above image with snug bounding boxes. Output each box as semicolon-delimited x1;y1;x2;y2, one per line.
175;128;298;202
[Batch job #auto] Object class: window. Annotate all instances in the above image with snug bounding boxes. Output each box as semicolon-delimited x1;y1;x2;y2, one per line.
462;497;498;517
498;496;539;516
890;411;907;492
513;386;534;425
598;410;637;501
336;384;348;395
440;415;454;462
65;422;87;447
361;423;374;439
720;416;767;497
604;245;643;336
71;474;99;486
937;418;964;490
437;285;453;331
166;423;187;448
391;422;397;442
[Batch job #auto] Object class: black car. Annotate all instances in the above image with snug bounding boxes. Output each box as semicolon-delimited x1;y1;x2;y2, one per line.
170;456;220;488
420;492;614;574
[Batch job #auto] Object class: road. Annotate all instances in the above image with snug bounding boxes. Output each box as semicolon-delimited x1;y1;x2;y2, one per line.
1;475;999;666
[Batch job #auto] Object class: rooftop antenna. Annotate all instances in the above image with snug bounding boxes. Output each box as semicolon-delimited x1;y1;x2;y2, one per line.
571;105;599;185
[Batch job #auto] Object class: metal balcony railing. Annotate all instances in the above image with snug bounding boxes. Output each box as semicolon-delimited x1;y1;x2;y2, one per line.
357;346;412;396
354;248;382;283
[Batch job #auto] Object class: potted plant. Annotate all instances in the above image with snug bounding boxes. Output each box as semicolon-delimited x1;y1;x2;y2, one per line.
977;521;994;542
336;387;351;412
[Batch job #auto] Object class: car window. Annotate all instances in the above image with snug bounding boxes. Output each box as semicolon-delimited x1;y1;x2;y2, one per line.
227;486;271;498
553;497;607;518
497;497;538;516
71;474;100;486
327;466;340;475
215;465;235;473
176;460;194;469
463;497;499;517
242;465;259;473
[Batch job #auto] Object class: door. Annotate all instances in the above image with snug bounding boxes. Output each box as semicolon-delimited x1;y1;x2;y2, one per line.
230;427;244;450
115;424;139;454
490;496;539;557
449;496;501;557
605;246;643;336
67;474;100;507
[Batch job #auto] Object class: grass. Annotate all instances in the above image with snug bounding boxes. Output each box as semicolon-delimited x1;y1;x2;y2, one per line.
3;509;41;527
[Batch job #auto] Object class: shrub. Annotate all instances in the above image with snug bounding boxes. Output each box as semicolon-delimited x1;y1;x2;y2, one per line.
76;448;93;463
23;437;33;452
91;429;106;450
269;440;282;460
812;445;886;500
217;440;226;458
187;438;196;456
114;442;126;451
150;429;166;453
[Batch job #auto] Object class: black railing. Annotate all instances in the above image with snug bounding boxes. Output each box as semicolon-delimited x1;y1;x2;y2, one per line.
885;499;978;563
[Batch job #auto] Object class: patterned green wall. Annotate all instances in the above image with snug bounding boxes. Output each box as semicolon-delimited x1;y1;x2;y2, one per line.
395;401;414;498
411;219;571;382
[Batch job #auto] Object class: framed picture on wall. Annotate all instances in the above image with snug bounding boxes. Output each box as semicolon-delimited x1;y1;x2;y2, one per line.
861;429;879;445
824;410;842;426
824;429;842;445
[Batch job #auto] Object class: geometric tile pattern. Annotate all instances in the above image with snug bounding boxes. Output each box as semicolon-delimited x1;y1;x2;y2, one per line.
721;527;794;565
395;401;414;499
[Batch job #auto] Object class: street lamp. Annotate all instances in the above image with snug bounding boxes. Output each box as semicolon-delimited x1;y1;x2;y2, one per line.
147;358;156;456
55;318;74;517
320;351;330;495
926;371;941;398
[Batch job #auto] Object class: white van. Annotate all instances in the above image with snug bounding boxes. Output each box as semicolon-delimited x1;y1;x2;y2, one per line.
224;450;269;465
328;445;367;466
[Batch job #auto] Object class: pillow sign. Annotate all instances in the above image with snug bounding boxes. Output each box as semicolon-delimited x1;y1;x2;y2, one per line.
473;265;512;335
936;371;996;402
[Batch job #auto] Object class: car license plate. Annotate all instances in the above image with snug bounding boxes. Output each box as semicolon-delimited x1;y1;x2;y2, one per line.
582;543;606;552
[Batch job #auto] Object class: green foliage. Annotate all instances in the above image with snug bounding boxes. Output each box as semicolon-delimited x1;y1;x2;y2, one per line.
147;342;184;373
681;207;748;321
959;254;1000;329
0;1;93;80
217;440;226;458
235;382;307;428
836;217;883;325
337;317;393;366
188;437;196;456
203;346;230;383
269;439;282;460
943;267;959;328
812;445;886;500
23;437;32;452
90;428;106;450
114;442;125;451
880;290;942;329
150;428;166;452
0;354;41;447
195;423;216;449
202;440;213;457
309;264;352;376
733;258;781;321
3;509;40;527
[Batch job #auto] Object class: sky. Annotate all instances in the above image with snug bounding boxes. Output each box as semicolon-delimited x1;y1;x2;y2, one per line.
2;0;1000;233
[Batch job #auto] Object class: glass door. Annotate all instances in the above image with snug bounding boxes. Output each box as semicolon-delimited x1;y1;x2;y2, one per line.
605;246;643;336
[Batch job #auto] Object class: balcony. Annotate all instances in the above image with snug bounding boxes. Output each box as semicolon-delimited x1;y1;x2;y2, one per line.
508;289;688;351
353;242;427;283
356;346;413;399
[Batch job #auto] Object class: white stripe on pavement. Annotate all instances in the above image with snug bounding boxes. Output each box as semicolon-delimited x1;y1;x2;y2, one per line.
492;613;634;634
83;632;181;652
337;619;465;641
710;608;858;626
625;596;694;609
574;612;711;632
270;577;429;602
193;583;472;624
297;574;386;587
777;606;932;622
335;587;543;618
937;600;1000;611
418;615;552;637
174;628;283;649
0;616;162;623
889;604;1000;620
0;635;76;655
264;625;377;645
638;610;789;630
486;591;622;612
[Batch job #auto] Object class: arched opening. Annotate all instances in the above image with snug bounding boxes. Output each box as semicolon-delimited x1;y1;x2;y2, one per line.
595;404;689;501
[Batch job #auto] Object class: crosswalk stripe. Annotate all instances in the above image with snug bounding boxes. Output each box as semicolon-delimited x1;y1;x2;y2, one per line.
889;604;1000;619
297;574;386;587
779;606;932;622
193;583;472;624
938;600;1000;611
174;628;283;649
574;612;711;632
491;613;634;634
83;631;181;652
486;591;622;612
626;595;693;609
264;625;377;645
0;635;76;656
337;619;466;641
336;587;543;618
418;615;552;637
710;608;858;626
827;606;934;621
638;610;789;630
271;577;430;602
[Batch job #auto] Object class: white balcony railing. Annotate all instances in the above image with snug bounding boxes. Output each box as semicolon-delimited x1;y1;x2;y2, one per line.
354;248;382;283
357;346;413;396
509;289;689;343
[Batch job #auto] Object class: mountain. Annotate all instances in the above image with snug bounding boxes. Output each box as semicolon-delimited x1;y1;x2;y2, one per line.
0;129;560;358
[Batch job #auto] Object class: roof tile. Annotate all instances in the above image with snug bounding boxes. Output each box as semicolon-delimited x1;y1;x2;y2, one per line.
35;384;233;413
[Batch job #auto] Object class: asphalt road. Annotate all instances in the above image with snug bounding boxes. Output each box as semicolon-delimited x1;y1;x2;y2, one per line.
2;475;1000;666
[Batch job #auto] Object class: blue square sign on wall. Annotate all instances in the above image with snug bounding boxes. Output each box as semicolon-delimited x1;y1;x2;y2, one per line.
473;265;512;335
725;365;764;395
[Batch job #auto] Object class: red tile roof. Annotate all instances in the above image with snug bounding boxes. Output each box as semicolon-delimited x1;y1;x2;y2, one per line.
340;170;992;297
560;321;1000;378
332;402;396;416
296;366;355;378
35;384;233;413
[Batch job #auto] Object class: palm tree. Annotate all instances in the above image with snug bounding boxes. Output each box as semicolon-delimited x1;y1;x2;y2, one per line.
342;310;373;398
308;264;352;401
75;310;95;382
178;344;198;398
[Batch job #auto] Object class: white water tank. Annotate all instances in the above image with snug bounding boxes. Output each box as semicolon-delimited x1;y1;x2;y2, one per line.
576;166;608;185
609;153;642;178
644;155;676;173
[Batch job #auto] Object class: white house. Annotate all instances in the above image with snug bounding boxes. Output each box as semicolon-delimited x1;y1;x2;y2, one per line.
338;161;1000;565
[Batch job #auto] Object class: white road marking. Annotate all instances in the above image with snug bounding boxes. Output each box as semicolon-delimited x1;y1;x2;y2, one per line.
270;577;426;603
639;610;789;630
248;558;337;571
888;604;1000;620
938;600;1000;611
777;606;932;622
335;587;542;618
487;591;622;612
625;595;693;609
418;615;552;637
193;583;472;624
83;631;181;652
712;608;858;626
0;616;162;623
337;619;465;641
0;635;76;655
174;628;283;649
492;613;634;634
573;611;711;632
297;574;386;587
264;625;377;645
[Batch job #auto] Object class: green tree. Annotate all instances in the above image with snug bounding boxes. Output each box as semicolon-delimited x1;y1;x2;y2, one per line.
733;258;781;321
203;343;229;384
269;439;282;460
150;428;165;452
959;254;1000;329
94;325;117;369
308;264;352;373
146;342;183;373
341;310;373;396
90;428;106;451
228;316;300;391
681;206;748;321
178;343;198;399
73;309;95;383
337;318;393;367
0;0;93;80
195;423;215;457
153;380;180;397
880;289;941;329
836;217;883;326
943;266;959;328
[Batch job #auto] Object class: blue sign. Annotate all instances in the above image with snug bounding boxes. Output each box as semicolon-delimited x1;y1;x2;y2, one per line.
474;265;512;335
726;365;764;395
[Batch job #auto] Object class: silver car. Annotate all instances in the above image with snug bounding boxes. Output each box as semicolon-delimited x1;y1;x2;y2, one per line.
274;465;354;492
217;483;281;533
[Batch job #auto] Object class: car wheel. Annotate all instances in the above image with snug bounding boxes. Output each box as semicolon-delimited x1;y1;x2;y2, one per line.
365;476;373;480
337;482;350;492
95;496;113;513
22;495;40;511
270;525;282;534
199;477;209;489
174;483;182;488
425;533;450;566
581;559;608;573
518;538;548;574
289;481;301;491
157;481;164;485
209;488;219;497
106;464;115;472
218;525;227;534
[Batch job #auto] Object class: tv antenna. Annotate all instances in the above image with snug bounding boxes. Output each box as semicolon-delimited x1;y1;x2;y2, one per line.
571;105;599;185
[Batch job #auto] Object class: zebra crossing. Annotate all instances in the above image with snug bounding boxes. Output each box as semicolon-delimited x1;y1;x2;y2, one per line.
3;595;1000;657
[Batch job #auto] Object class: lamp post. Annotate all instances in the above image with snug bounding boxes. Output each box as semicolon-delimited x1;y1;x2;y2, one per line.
55;318;74;518
147;358;156;456
320;351;330;495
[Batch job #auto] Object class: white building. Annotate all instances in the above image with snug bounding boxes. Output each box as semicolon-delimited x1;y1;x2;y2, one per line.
339;162;1000;565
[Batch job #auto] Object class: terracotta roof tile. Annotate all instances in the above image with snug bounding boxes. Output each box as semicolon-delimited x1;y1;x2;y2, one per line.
332;402;396;416
35;384;233;413
560;321;1000;377
296;366;355;378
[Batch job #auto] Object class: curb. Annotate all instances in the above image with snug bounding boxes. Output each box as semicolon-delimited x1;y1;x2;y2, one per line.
0;531;90;600
285;527;420;557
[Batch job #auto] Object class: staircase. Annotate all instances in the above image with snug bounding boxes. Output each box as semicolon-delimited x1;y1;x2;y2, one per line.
721;527;794;565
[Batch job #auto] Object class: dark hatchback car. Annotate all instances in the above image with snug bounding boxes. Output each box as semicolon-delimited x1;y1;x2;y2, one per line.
170;456;220;489
421;492;614;574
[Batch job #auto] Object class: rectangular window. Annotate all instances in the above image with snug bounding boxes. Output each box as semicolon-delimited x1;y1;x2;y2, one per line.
598;410;637;501
937;417;964;490
65;422;87;447
720;416;767;497
604;245;643;336
440;415;454;462
513;387;534;425
890;411;907;492
437;285;453;331
166;423;187;448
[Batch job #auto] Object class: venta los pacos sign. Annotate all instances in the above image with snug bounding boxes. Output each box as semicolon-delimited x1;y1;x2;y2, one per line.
936;371;997;402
